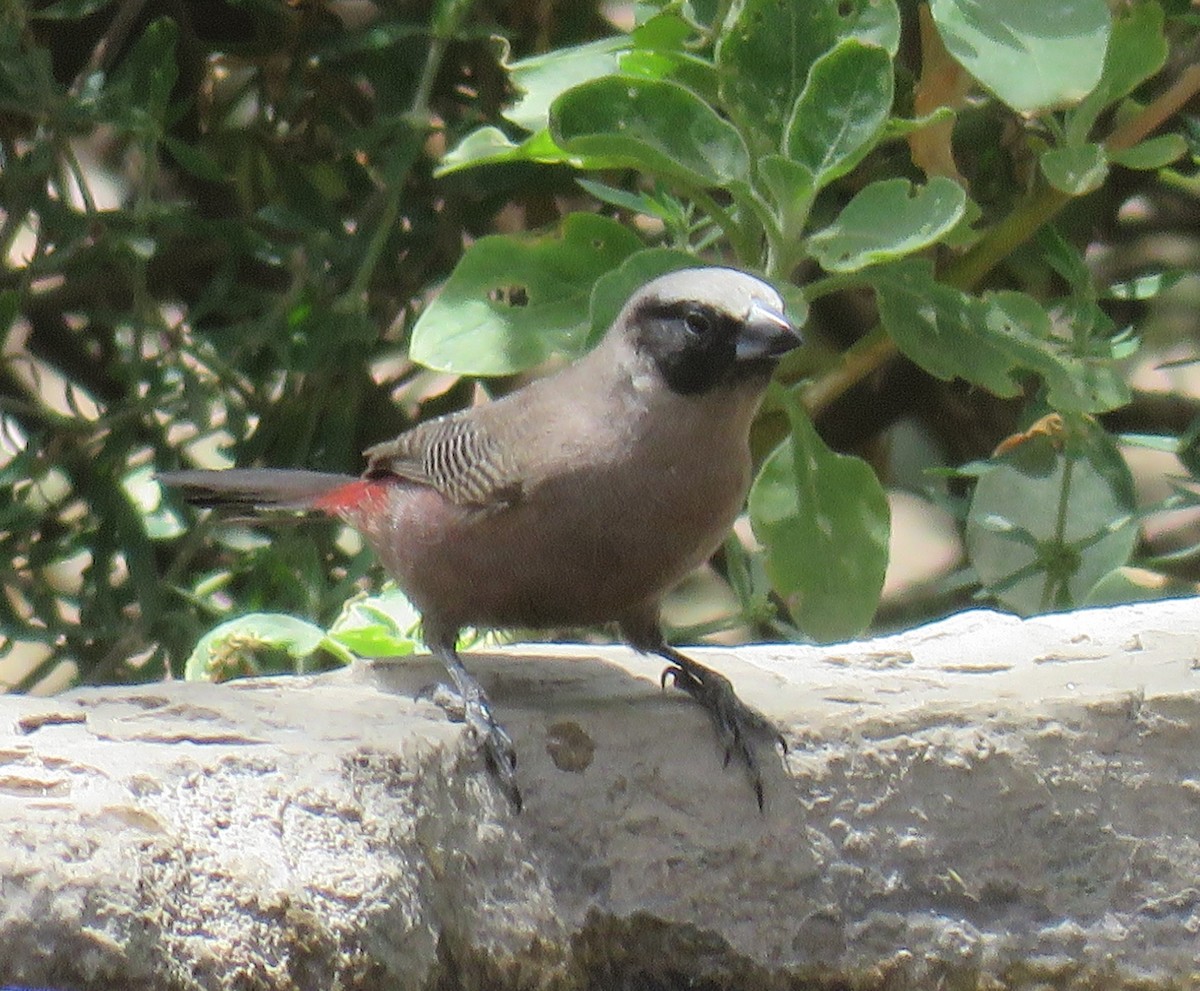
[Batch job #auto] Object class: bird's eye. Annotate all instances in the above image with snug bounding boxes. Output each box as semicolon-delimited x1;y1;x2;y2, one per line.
683;310;711;336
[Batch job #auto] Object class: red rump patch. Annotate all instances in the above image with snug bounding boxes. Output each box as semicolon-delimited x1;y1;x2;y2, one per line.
311;478;390;514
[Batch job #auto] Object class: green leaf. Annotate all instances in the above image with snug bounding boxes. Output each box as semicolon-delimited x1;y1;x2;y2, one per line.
550;76;750;188
872;260;1025;397
408;213;643;375
1092;1;1167;103
1035;225;1096;294
983;291;1130;415
756;155;816;242
129;18;178;119
1068;1;1167;144
503;37;628;132
1108;133;1188;170
330;626;416;658
716;0;900;151
966;431;1137;614
163;136;226;183
1083;566;1187;607
930;0;1111;114
748;385;890;642
629;11;695;52
808;177;966;272
575;178;671;219
783;40;893;188
328;589;421;658
852;0;904;55
105;18;179;132
1105;270;1186;300
620;12;708;90
872;262;1130;414
498;12;696;134
1040;143;1108;195
881;107;956;139
0;40;58;115
184;613;334;681
436;126;597;176
1175;416;1200;479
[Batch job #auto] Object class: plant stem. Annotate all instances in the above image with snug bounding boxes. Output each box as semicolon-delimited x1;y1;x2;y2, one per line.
1043;455;1075;610
692;188;758;265
348;182;404;303
69;0;149;97
346;0;477;306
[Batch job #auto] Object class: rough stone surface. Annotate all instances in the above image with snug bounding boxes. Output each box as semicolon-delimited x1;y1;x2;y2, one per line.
2;600;1200;989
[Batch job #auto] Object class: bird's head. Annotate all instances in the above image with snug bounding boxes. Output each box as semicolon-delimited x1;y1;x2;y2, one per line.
615;268;803;396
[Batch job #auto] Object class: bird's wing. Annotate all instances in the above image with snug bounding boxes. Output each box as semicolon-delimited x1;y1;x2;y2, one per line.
363;412;523;509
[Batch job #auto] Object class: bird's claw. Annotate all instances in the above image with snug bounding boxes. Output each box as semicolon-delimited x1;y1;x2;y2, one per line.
660;661;786;811
478;719;521;813
425;682;522;812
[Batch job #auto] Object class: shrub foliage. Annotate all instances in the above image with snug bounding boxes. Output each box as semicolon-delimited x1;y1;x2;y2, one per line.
3;0;1200;687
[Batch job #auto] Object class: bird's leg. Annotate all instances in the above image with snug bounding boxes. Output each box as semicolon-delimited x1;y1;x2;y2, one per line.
427;638;521;811
654;643;787;812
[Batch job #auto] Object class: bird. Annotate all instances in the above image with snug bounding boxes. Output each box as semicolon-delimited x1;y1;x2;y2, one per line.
159;266;803;811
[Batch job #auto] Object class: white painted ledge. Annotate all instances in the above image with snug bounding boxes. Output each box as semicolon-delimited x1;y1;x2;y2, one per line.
2;599;1199;989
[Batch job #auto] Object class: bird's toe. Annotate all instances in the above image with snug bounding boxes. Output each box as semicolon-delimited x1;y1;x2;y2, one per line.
421;681;522;811
660;660;783;811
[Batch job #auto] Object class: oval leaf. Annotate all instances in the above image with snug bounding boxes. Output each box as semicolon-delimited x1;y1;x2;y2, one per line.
437;127;603;176
757;155;817;242
716;0;900;150
930;0;1111;114
871;260;1024;397
409;213;642;375
749;386;890;642
966;432;1137;614
550;76;750;188
185;613;329;682
503;37;628;132
1083;566;1191;608
784;39;894;188
1068;2;1167;144
1108;133;1187;171
1040;143;1108;195
329;589;421;658
808;176;966;272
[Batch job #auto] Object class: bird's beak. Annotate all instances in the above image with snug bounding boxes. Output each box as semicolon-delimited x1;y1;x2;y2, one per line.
735;299;803;361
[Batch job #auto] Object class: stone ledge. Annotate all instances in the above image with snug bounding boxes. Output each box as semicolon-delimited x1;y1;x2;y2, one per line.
1;599;1199;990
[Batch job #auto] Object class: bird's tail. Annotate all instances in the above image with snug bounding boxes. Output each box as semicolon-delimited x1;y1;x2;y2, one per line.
157;468;365;514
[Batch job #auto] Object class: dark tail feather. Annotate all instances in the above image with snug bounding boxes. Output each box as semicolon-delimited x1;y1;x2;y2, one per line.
157;468;360;513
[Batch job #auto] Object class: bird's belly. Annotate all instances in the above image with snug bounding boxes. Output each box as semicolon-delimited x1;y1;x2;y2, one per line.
348;471;744;632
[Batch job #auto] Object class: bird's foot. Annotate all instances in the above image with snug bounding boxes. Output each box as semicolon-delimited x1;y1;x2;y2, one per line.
423;681;522;812
661;659;786;811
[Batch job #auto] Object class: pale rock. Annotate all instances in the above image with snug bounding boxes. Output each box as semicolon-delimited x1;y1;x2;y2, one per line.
1;600;1199;989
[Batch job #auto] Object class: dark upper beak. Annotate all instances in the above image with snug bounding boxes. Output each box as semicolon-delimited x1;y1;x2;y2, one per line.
735;299;803;361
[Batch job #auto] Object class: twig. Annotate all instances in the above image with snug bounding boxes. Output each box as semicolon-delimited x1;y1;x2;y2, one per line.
1105;64;1200;154
69;0;150;96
